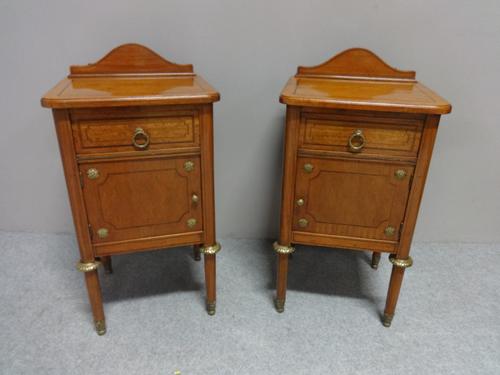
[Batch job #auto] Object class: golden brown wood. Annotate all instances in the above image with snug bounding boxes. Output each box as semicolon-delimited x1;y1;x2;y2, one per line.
42;44;220;334
276;48;451;325
281;49;451;114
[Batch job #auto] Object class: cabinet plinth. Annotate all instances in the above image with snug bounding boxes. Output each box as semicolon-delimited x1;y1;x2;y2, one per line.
275;48;451;326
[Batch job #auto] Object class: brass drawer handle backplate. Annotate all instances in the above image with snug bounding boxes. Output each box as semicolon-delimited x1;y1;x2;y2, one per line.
348;129;366;152
97;228;109;239
87;168;99;180
384;226;396;237
187;218;197;228
132;127;150;149
298;218;309;228
395;169;407;180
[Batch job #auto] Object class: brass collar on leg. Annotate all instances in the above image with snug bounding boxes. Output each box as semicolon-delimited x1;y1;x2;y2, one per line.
76;261;101;272
273;242;295;254
389;254;413;268
200;242;221;255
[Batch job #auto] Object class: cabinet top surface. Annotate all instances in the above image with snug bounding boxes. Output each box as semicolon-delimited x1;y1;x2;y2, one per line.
41;44;220;109
280;48;451;115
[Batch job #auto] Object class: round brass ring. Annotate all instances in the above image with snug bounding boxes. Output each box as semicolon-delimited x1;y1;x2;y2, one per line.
389;254;413;268
132;127;150;149
348;129;366;152
273;242;295;254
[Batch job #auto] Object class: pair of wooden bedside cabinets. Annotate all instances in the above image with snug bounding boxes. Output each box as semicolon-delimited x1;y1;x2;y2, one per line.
41;44;451;335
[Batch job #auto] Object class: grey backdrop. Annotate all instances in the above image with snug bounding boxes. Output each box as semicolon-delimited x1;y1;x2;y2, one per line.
1;0;499;242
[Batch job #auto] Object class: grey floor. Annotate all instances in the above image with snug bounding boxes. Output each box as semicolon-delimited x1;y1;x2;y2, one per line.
1;231;499;374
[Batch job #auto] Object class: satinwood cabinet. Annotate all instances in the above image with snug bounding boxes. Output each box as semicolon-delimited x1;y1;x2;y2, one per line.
41;44;221;335
274;48;451;327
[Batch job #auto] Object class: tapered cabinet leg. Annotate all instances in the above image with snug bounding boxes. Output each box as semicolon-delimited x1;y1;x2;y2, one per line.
100;256;113;274
77;260;106;335
204;254;216;315
274;242;295;313
200;243;220;316
371;252;381;269
383;255;413;327
193;245;201;261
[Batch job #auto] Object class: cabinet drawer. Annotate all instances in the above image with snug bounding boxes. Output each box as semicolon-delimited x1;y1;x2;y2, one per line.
293;157;414;242
80;156;203;250
299;111;423;158
71;107;200;155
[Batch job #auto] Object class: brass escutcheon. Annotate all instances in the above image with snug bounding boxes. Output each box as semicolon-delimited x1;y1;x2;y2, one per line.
298;218;309;228
97;228;109;239
395;169;407;180
384;226;396;237
187;218;197;228
87;168;99;180
184;161;195;172
304;163;314;173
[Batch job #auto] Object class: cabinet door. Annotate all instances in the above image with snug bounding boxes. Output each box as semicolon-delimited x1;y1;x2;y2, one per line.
294;157;414;242
80;156;202;245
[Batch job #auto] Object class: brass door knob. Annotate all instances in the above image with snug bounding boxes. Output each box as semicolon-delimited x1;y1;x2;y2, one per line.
348;129;366;152
298;218;309;228
296;198;305;206
304;163;314;173
192;194;199;203
184;161;195;172
132;127;150;149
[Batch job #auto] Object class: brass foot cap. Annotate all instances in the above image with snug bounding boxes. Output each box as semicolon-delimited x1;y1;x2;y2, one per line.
382;314;394;328
275;299;285;313
207;302;216;316
95;320;106;335
371;263;379;270
194;255;201;261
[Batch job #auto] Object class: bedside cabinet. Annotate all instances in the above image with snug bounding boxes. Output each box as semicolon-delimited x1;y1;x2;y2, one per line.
41;44;221;335
274;48;451;326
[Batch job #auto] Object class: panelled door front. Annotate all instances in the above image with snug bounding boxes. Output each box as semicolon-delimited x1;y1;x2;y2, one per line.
80;156;202;247
293;157;414;242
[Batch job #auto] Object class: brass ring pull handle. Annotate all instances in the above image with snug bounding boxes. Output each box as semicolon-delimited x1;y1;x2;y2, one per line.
132;127;150;149
348;129;366;152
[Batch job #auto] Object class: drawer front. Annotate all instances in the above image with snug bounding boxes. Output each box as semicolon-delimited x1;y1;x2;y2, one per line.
299;111;423;158
71;107;200;154
293;157;414;242
80;156;203;246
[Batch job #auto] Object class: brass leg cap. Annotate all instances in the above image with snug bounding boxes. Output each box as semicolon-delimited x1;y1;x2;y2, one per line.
194;254;201;261
371;263;379;270
382;313;394;328
207;302;216;316
275;299;285;313
95;320;106;335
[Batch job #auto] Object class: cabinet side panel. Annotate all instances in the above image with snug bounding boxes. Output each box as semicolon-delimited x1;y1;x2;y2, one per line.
200;104;216;245
278;106;301;245
53;109;94;261
397;115;440;258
